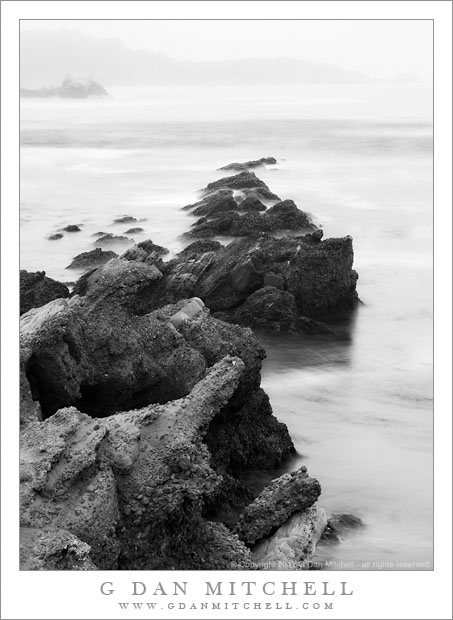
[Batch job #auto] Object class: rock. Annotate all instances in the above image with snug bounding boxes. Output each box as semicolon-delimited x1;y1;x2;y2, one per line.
178;240;223;259
92;231;109;237
252;506;327;569
20;358;254;569
242;187;281;202
319;513;365;545
311;228;324;242
219;157;277;172
20;527;97;570
62;225;81;232
95;233;133;246
186;199;316;238
236;195;267;212
48;233;63;240
202;171;280;200
20;75;109;99
114;216;137;224
20;270;69;315
183;190;238;217
234;467;321;546
66;248;118;270
118;234;358;326
120;239;169;272
125;227;144;234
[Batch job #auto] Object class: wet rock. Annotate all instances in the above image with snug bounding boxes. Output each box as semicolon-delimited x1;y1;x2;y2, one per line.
95;233;133;246
202;171;279;200
319;514;365;545
236;195;267;212
114;216;137;224
62;224;81;232
219;157;277;172
20;270;69;315
187;199;316;238
183;190;238;217
48;233;63;240
252;506;327;569
125;227;144;234
120;239;169;271
178;240;223;259
66;248;118;270
92;231;109;237
234;467;321;546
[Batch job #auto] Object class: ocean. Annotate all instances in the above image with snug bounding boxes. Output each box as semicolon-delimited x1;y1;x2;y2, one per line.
20;82;433;570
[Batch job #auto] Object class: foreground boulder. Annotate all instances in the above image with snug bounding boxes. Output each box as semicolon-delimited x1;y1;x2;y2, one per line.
20;270;69;315
20;358;253;569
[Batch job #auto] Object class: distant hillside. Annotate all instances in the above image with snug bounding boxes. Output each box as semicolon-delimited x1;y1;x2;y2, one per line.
20;29;375;87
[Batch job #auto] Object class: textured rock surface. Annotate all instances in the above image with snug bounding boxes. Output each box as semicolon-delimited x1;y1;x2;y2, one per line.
201;171;280;201
95;233;133;246
66;248;118;270
252;506;327;569
20;359;253;570
20;270;69;315
234;467;321;546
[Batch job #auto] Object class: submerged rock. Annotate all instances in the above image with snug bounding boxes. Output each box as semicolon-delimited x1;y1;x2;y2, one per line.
320;513;365;545
62;224;81;232
48;233;63;240
66;248;118;270
20;270;69;315
125;227;144;234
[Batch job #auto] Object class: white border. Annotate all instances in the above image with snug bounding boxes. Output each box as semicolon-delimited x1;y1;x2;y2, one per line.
2;2;452;619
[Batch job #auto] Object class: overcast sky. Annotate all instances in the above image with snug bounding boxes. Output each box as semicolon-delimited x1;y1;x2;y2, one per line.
21;19;433;82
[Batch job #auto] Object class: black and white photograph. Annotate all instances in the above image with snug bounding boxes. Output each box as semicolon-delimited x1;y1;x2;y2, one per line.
2;2;452;619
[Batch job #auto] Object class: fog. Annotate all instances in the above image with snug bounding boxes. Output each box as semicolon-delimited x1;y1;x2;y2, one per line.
20;20;432;87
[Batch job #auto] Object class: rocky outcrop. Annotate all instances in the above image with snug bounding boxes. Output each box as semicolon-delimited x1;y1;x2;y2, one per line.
319;513;365;544
48;233;63;240
62;224;81;232
103;234;357;331
234;467;321;546
21;76;109;99
66;248;118;270
20;270;69;315
219;157;277;172
114;216;137;224
125;227;144;234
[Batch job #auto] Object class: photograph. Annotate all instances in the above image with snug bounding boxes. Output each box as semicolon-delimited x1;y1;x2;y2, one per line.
18;17;434;573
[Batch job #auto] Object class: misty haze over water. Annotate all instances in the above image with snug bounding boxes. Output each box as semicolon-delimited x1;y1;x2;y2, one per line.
20;24;433;570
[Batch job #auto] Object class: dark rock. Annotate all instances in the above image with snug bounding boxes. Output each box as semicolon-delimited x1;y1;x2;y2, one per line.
62;225;81;233
123;234;358;324
66;248;118;270
125;227;144;234
219;157;277;172
48;233;63;240
92;231;109;237
242;187;281;202
202;171;279;199
20;270;69;315
319;513;365;545
311;229;324;242
120;239;169;271
183;190;237;217
234;467;321;546
178;240;223;259
95;233;133;246
237;195;267;212
186;199;316;238
114;216;137;224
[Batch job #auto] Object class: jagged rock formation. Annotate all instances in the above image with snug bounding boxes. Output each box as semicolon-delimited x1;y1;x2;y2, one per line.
20;270;69;315
94;233;134;246
77;232;357;333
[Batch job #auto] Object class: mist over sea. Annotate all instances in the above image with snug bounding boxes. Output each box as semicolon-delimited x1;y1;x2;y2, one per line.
20;82;433;569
